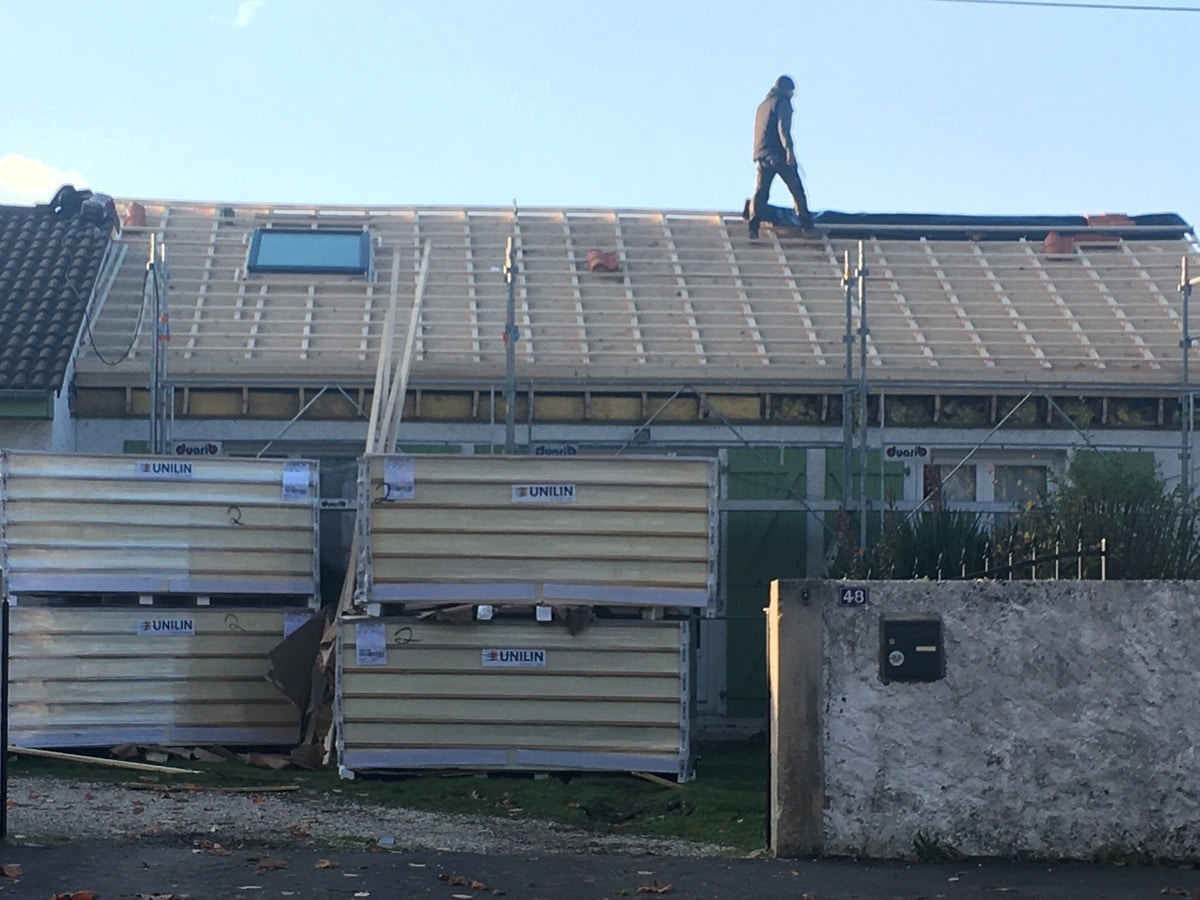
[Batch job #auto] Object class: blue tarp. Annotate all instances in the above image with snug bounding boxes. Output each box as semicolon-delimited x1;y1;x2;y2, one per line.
807;210;1191;241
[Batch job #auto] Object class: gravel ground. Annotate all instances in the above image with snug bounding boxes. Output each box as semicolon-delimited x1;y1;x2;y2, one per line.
5;775;736;857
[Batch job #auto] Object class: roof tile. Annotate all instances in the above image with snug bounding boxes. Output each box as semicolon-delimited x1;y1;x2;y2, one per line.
0;203;110;392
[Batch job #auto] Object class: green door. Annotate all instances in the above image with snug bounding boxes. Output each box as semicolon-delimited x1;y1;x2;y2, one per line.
723;448;808;719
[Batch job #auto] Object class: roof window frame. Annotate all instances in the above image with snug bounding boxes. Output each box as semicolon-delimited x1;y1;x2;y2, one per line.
246;227;373;278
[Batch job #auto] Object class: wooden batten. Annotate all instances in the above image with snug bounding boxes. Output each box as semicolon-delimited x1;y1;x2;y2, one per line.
337;618;691;778
9;607;312;748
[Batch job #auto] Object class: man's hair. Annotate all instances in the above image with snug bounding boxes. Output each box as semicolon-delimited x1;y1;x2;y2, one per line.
775;75;796;92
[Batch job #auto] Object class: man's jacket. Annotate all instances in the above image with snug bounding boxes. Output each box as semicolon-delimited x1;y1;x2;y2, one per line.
753;88;795;163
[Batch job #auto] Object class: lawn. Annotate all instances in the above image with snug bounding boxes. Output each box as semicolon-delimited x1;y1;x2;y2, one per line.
6;739;770;852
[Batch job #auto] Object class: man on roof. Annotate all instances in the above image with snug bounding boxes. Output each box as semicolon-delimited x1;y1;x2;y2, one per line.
748;75;815;239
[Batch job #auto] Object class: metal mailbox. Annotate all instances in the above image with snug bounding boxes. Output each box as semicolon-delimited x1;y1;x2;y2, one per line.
880;615;945;683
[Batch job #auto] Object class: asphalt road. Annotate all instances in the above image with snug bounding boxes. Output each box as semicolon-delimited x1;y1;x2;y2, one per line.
2;844;1199;899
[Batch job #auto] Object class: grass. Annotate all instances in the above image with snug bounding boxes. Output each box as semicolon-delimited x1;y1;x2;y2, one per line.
6;739;770;852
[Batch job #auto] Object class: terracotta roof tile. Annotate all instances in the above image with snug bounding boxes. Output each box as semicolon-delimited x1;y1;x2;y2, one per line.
0;203;110;392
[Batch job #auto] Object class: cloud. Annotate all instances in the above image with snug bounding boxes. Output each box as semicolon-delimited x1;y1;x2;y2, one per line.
0;154;89;205
234;0;266;28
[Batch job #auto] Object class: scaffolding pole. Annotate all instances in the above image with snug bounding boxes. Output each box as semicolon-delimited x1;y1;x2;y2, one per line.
504;234;518;453
147;235;170;454
840;251;855;515
1180;256;1199;497
856;240;870;551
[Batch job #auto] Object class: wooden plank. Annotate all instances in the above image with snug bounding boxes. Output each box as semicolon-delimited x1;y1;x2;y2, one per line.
8;746;200;774
9;553;311;581
373;531;707;561
9;501;311;529
340;695;680;726
10;678;286;704
5;525;314;552
379;240;432;451
369;507;708;536
371;556;707;586
343;721;680;752
366;248;401;452
9;702;297;730
340;671;682;699
12;655;284;680
344;619;679;649
371;481;709;511
10;607;300;635
370;454;713;486
342;650;680;677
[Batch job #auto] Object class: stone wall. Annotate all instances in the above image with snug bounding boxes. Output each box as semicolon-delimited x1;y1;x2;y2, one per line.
771;580;1200;858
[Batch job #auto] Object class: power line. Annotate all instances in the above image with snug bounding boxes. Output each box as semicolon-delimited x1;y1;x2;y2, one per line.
923;0;1200;11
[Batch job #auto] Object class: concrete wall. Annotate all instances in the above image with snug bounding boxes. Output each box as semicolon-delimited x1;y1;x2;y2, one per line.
770;579;1200;859
0;419;55;451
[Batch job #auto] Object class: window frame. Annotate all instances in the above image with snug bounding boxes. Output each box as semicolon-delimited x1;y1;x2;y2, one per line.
246;227;372;277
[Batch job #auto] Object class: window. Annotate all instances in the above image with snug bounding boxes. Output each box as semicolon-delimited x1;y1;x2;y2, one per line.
924;464;977;504
247;228;371;276
993;464;1047;504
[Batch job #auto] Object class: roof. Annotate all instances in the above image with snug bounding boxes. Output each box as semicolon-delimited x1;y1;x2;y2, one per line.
75;201;1200;393
0;204;111;392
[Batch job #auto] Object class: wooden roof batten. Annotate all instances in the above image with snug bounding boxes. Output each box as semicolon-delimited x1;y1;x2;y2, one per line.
71;200;1200;395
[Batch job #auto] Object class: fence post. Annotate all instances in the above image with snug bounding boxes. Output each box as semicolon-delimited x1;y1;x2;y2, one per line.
767;580;824;857
1100;538;1107;581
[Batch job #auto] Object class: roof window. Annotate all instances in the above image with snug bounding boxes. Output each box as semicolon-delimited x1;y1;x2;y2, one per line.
247;228;371;276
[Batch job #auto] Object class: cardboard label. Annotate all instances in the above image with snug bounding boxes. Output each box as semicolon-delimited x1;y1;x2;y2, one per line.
282;461;311;503
355;621;388;666
383;457;416;501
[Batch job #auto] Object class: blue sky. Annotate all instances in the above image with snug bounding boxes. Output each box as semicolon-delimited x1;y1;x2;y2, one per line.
3;0;1199;227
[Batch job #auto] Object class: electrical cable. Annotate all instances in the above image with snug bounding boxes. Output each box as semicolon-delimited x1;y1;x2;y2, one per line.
71;267;150;367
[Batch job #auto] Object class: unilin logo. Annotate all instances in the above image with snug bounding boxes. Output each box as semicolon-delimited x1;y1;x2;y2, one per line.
482;648;547;668
511;483;576;503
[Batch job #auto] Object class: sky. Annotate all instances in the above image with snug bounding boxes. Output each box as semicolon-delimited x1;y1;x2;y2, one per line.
2;0;1199;229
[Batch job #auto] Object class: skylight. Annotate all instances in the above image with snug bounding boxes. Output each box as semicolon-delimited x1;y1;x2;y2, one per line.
247;228;371;276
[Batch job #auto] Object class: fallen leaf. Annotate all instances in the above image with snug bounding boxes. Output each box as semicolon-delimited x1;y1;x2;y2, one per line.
253;857;287;874
0;863;22;877
353;893;370;898
50;893;98;900
315;859;340;870
439;874;469;886
1160;890;1190;897
637;882;674;895
471;880;488;890
453;895;473;900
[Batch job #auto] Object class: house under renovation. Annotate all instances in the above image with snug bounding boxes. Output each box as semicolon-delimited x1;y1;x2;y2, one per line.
5;196;1199;721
